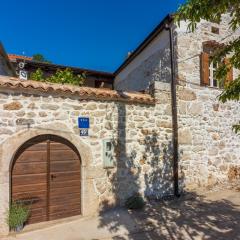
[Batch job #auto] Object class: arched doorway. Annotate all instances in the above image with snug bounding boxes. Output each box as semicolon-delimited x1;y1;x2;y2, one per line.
11;135;81;224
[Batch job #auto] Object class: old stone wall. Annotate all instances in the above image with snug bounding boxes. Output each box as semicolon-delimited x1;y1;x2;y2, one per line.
177;85;240;188
115;13;240;188
176;14;240;188
0;86;173;235
155;81;240;189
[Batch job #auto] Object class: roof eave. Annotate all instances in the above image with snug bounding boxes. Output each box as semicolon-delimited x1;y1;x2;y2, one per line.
114;14;174;75
17;59;115;79
0;76;155;105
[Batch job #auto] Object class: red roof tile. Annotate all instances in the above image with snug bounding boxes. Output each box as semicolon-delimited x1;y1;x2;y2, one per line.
8;54;33;61
0;76;155;104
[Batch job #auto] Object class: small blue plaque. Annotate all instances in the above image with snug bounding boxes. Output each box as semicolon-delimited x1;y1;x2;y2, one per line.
78;117;89;129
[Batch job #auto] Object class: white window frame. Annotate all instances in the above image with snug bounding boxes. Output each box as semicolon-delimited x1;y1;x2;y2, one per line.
209;61;219;87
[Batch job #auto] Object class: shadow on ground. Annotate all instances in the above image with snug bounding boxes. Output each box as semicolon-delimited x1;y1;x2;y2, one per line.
98;190;240;240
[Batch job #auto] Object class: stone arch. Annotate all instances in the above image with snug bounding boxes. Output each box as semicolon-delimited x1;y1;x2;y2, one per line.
0;123;93;235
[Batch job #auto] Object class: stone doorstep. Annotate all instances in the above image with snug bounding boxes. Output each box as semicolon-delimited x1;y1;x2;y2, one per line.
7;214;93;237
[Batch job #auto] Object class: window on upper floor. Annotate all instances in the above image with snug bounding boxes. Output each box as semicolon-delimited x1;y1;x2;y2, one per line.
211;26;220;35
200;41;233;88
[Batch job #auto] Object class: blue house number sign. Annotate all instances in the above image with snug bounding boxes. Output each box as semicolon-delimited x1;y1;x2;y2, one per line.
78;117;89;128
78;117;89;136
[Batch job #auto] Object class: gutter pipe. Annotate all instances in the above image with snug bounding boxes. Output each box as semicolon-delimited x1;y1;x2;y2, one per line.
165;23;180;198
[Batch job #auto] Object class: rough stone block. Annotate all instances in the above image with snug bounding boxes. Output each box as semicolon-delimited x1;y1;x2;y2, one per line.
16;118;35;125
178;89;197;101
41;104;59;110
178;128;192;145
3;101;22;110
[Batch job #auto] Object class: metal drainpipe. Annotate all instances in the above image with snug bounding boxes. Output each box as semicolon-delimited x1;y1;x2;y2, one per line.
165;22;180;198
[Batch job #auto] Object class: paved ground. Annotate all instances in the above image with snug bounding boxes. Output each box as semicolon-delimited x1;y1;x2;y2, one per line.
3;185;240;240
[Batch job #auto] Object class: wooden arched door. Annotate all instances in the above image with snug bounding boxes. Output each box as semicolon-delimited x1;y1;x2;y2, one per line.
11;135;81;224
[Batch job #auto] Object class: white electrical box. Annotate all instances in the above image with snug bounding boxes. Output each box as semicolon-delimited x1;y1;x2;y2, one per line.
103;139;115;168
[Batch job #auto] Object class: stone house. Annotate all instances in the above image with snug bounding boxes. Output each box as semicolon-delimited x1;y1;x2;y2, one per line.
8;54;114;89
0;13;240;236
115;13;240;187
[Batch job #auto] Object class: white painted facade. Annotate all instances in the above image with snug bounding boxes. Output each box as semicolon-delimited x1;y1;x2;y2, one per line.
115;29;171;91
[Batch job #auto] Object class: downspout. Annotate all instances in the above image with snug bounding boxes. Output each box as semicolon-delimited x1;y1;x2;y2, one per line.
165;22;180;197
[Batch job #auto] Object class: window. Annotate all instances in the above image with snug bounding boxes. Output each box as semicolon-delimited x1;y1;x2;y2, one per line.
211;26;219;35
200;41;233;87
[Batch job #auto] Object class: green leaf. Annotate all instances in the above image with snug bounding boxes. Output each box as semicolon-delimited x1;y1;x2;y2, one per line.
30;68;86;86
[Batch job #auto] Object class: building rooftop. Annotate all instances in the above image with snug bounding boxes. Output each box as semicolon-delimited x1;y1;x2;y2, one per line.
8;54;33;62
0;75;154;104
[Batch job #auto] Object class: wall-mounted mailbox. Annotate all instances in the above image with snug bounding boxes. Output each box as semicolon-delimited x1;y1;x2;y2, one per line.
103;139;115;168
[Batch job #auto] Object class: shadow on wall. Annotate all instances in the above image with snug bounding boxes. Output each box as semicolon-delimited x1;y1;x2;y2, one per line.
100;102;176;208
143;133;174;199
105;102;140;206
98;101;186;239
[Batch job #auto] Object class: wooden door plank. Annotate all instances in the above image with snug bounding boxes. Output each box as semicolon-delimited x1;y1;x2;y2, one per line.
46;140;50;221
49;203;81;214
12;183;47;193
48;172;80;182
50;150;79;161
49;138;81;220
50;180;80;188
16;151;47;163
13;162;47;175
12;140;48;224
50;196;80;206
49;209;81;221
50;161;80;172
50;185;81;196
12;173;47;186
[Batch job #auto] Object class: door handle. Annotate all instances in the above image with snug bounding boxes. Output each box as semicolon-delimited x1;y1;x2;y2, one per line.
51;174;57;180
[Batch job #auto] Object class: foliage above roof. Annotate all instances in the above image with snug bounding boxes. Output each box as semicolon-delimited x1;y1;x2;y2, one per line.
32;54;51;63
30;68;85;86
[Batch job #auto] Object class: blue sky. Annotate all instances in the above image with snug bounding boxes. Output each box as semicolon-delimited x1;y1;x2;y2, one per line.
1;0;185;72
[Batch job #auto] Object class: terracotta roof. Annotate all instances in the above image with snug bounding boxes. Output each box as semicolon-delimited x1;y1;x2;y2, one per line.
8;54;33;61
0;76;155;104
